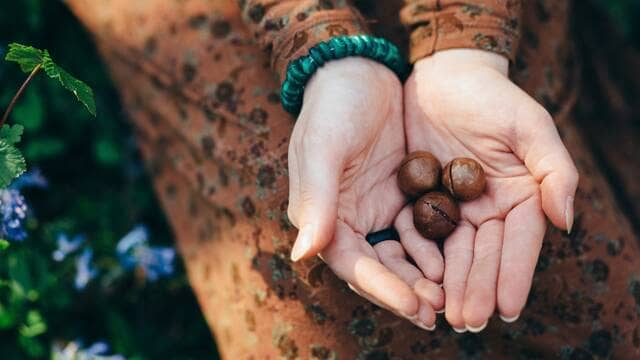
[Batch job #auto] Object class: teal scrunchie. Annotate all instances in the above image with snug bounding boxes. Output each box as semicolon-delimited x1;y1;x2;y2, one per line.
280;35;409;116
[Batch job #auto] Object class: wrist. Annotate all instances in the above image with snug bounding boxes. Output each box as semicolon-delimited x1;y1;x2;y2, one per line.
415;49;509;77
280;35;407;115
302;57;399;116
310;57;398;89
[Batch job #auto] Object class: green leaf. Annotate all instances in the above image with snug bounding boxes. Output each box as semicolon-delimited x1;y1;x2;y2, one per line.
0;124;24;145
0;301;17;329
5;43;97;117
42;50;96;116
0;139;26;188
19;310;47;338
0;239;9;251
4;43;44;73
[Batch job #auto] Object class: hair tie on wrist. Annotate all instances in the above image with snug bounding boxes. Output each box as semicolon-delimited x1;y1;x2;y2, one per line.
280;35;409;116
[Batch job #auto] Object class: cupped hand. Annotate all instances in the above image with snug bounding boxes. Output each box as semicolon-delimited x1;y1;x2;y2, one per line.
403;49;579;331
287;58;444;329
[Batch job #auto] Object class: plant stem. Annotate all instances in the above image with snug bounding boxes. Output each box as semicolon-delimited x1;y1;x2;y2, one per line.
1;63;42;127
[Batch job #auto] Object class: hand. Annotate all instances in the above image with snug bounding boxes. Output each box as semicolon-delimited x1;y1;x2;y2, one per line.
403;49;579;331
287;58;444;329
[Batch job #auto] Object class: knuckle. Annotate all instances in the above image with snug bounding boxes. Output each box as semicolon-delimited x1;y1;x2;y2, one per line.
375;244;398;261
473;244;500;264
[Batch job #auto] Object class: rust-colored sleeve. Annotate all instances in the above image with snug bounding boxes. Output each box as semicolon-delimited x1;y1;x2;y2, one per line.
238;0;370;82
400;1;522;63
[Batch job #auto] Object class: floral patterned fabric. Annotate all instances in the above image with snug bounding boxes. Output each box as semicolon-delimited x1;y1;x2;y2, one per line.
65;0;640;358
237;0;520;79
239;0;369;81
400;0;522;62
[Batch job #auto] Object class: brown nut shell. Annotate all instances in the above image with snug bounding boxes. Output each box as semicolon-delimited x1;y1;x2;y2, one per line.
397;151;442;198
443;158;486;201
413;192;460;240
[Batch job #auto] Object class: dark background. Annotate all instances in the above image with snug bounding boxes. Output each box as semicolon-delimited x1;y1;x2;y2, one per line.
0;1;218;359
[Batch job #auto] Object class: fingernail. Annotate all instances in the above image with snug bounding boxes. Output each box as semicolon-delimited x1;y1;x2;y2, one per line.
452;327;467;333
347;283;361;296
499;313;520;323
291;225;314;262
404;313;419;321
415;322;436;331
466;320;488;333
565;196;574;234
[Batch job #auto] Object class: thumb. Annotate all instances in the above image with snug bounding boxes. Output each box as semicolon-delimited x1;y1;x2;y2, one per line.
287;136;342;262
516;106;579;232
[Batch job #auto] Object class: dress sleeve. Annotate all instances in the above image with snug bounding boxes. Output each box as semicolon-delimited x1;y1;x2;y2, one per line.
400;0;522;63
238;0;370;81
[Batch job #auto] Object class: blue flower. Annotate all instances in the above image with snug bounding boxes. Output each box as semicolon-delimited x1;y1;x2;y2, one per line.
84;341;125;359
115;225;148;256
0;170;47;242
52;340;125;360
10;168;48;190
0;189;28;241
116;225;175;281
52;233;85;261
74;248;98;290
83;341;109;355
133;246;175;281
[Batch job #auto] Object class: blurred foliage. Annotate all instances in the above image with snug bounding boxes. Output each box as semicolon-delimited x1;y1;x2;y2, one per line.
0;1;217;359
596;0;640;48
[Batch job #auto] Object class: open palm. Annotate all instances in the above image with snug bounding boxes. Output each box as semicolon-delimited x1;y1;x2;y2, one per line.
288;58;443;330
403;50;578;331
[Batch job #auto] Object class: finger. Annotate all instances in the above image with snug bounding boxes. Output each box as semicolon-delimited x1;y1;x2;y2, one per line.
347;280;435;331
395;206;445;283
346;282;394;313
287;129;342;262
497;194;546;321
462;219;504;332
514;105;579;232
374;241;442;327
443;221;476;332
414;278;445;312
374;241;423;285
322;221;420;318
